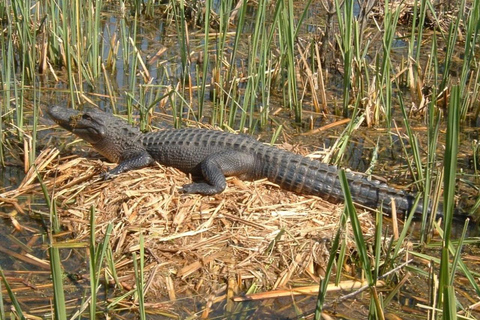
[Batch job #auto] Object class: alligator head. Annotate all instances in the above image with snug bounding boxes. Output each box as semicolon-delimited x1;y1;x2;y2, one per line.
47;105;143;163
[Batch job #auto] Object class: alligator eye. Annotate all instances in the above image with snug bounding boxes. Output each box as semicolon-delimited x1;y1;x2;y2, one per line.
82;114;92;121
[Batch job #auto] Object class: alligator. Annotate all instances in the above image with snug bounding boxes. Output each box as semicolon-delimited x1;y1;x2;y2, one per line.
47;105;444;217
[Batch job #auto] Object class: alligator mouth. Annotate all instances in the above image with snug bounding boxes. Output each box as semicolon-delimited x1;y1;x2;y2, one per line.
47;105;81;128
47;105;104;143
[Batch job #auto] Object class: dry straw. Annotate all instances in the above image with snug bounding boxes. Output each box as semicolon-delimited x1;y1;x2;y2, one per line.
1;147;375;302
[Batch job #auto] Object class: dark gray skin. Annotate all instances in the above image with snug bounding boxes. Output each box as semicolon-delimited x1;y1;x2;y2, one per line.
47;105;442;217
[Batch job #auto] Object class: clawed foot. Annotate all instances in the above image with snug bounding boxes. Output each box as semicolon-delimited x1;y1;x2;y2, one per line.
180;182;224;195
101;171;118;180
180;183;202;194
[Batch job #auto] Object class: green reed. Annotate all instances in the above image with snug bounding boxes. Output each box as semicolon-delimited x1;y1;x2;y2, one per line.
314;195;348;317
439;0;465;94
36;172;68;319
58;0;78;105
280;0;300;123
126;19;139;122
415;22;442;242
10;1;29;139
170;0;194;125
88;0;103;78
226;0;247;128
326;111;365;165
398;91;435;239
0;1;5;20
43;0;62;68
88;207;113;318
193;0;314;131
172;0;190;82
334;0;354;118
1;1;44;164
132;234;146;320
143;0;155;18
210;0;234;127
423;102;442;241
351;20;363;113
119;5;130;69
25;0;102;104
340;170;384;318
11;0;36;82
379;0;400;130
0;268;25;319
240;0;268;130
431;224;480;297
106;244;120;288
438;85;460;315
133;82;173;131
316;172;407;319
0;29;11;164
48;214;68;319
200;0;212;121
409;0;426;87
435;222;475;318
459;0;480;120
0;20;12;114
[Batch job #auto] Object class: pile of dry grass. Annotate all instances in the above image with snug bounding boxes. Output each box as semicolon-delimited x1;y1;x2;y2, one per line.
2;148;375;305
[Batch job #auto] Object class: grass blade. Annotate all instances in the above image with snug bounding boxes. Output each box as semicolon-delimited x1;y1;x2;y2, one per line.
437;85;460;316
314;206;348;318
133;234;146;320
338;170;372;284
37;171;67;318
338;170;384;318
0;268;25;320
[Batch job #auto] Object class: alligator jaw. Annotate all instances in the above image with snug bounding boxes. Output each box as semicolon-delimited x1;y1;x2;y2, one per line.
47;105;146;164
47;105;81;130
47;105;105;144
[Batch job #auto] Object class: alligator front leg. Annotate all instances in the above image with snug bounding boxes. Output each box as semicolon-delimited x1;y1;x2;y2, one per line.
181;150;256;195
103;151;154;179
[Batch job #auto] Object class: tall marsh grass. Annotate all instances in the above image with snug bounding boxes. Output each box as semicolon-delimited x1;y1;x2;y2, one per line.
1;0;480;318
334;0;354;119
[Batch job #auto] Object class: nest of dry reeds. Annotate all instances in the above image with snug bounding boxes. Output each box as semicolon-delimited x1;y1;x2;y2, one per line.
3;147;375;305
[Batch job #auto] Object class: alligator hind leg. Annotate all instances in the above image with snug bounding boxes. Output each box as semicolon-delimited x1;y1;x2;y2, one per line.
181;150;256;195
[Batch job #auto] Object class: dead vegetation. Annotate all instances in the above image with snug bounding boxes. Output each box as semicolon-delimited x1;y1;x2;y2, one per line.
1;147;375;309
